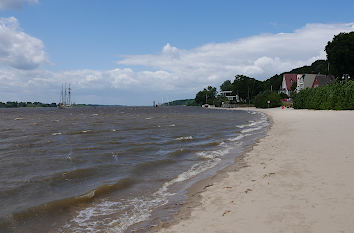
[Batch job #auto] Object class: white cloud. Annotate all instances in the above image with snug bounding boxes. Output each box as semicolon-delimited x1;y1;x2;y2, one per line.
118;23;354;86
0;17;48;70
0;0;38;10
0;21;353;105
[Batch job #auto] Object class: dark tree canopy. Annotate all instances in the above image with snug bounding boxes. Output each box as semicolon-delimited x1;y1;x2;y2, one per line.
231;75;263;102
195;86;217;105
220;80;232;91
325;32;354;78
262;74;283;91
289;60;329;75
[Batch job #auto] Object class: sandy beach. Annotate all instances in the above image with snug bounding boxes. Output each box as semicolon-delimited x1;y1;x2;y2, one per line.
156;108;354;233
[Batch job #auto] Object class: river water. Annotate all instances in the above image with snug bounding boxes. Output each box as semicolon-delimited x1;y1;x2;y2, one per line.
0;106;269;232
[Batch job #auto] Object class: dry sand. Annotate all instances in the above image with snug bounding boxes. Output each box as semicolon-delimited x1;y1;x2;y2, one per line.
156;108;354;233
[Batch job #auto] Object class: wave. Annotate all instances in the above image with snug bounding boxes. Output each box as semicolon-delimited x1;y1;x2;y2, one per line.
66;130;94;135
228;134;244;142
175;136;193;141
240;125;264;133
131;159;176;175
1;178;133;227
2;165;123;199
60;118;270;232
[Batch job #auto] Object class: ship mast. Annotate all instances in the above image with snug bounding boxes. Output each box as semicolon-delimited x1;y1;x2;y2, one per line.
61;84;64;105
68;84;71;106
64;83;67;106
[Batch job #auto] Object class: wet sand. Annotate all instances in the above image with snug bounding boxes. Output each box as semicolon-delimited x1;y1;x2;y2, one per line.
155;108;354;233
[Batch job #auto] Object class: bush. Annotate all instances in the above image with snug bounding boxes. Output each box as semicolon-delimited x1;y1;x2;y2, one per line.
255;91;282;108
293;81;354;110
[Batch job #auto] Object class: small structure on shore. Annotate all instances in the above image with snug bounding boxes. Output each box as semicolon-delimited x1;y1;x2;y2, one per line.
219;90;239;102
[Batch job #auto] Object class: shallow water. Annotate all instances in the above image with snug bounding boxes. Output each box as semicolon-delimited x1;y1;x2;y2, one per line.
0;106;269;232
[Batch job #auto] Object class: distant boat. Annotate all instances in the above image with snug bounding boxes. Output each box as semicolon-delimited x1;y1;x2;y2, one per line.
58;83;72;109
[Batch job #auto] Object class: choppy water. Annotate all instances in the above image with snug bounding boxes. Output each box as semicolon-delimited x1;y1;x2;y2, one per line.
0;106;269;232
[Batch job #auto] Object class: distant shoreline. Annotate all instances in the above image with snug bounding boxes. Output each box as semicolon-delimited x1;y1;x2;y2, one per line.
0;102;127;108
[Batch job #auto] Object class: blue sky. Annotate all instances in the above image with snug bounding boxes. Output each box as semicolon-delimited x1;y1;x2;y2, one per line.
0;0;353;105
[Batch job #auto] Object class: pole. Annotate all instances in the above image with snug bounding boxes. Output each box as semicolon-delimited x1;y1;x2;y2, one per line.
68;84;71;106
61;84;63;104
64;83;67;106
247;86;250;113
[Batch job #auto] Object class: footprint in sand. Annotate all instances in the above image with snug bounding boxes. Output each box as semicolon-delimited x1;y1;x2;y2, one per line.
263;172;276;178
222;210;231;216
244;188;252;193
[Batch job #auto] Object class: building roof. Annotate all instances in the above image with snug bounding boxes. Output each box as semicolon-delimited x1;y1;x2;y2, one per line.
220;90;232;93
313;75;335;87
283;74;298;91
303;74;317;89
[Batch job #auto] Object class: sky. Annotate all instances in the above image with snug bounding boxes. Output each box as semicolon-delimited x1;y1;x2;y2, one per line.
0;0;353;105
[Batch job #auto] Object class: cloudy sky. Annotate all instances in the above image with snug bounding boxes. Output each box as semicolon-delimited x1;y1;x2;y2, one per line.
0;0;353;105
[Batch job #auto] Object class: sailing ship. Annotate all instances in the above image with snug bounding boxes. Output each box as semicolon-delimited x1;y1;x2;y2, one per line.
58;83;72;109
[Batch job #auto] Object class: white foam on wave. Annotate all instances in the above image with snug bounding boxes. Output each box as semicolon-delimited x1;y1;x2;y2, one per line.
63;138;242;232
196;146;231;160
229;134;244;142
240;125;264;133
65;187;169;233
236;122;250;128
52;132;62;136
237;118;267;129
175;136;193;141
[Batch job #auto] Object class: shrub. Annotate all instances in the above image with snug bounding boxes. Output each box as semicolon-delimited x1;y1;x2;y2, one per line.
293;81;354;110
255;91;282;108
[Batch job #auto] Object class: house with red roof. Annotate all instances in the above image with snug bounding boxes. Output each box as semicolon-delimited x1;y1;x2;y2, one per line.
297;74;335;93
281;73;335;96
280;74;297;96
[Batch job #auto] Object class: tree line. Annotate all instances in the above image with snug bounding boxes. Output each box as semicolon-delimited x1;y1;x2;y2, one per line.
0;102;57;108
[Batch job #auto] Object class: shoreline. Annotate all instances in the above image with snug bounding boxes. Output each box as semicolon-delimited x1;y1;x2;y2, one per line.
147;107;273;232
154;108;354;233
128;108;270;233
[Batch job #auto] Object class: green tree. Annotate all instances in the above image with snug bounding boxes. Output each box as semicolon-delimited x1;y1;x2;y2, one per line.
220;80;232;91
325;32;354;78
262;74;283;92
254;91;282;108
195;86;217;105
232;75;264;102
